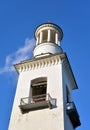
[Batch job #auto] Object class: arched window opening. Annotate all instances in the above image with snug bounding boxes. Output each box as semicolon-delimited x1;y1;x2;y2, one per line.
31;77;47;102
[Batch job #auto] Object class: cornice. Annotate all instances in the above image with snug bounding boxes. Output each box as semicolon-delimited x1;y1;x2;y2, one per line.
14;53;65;74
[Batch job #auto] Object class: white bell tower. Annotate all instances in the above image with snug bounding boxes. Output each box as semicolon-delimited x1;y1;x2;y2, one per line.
8;23;81;130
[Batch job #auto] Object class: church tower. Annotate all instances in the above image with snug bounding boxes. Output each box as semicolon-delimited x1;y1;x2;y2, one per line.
8;23;81;130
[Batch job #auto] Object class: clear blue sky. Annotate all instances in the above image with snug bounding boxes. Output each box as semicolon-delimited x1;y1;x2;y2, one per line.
0;0;90;129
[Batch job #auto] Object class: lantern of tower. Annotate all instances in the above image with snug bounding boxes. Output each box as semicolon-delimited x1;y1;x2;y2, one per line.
34;23;63;57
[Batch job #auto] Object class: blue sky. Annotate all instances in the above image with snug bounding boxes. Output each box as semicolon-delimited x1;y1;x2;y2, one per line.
0;0;90;129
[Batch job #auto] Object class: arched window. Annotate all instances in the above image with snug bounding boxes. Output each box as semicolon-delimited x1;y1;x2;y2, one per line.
31;77;47;102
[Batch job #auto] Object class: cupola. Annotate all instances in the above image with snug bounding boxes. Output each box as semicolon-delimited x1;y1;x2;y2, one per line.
33;23;63;58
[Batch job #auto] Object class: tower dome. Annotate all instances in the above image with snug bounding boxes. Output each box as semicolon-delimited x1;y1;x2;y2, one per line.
33;23;63;58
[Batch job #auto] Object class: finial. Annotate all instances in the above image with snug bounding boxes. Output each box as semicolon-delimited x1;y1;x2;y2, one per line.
48;20;50;23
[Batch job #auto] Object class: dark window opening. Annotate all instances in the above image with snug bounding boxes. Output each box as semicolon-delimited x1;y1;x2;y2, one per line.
31;77;47;102
51;30;55;43
42;30;48;43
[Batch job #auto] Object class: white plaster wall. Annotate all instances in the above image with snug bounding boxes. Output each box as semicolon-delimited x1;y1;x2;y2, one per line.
8;62;65;130
33;42;62;57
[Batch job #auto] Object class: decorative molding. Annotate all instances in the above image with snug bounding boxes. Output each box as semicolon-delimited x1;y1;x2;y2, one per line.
35;24;61;37
14;54;63;73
